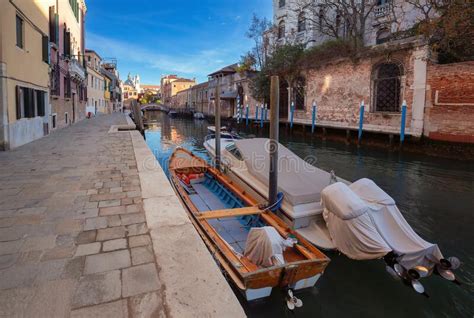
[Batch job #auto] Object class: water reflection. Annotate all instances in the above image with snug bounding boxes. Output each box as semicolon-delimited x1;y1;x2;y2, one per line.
144;111;474;318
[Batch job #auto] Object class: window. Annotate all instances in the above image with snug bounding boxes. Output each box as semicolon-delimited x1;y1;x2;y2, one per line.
318;6;325;31
63;27;71;58
278;20;285;39
15;86;46;119
376;28;391;44
16;15;24;48
298;12;306;32
36;91;45;116
372;63;403;112
225;143;243;161
293;77;306;110
279;0;285;8
65;112;68;124
52;114;57;129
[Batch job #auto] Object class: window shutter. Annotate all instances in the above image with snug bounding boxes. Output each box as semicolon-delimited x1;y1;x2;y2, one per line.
42;35;49;63
65;32;71;57
49;6;55;43
15;86;21;119
55;14;59;45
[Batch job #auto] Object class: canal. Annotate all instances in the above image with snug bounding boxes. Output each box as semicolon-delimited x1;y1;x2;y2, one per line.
144;111;473;318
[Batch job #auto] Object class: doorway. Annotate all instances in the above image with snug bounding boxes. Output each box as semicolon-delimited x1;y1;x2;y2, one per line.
279;79;289;119
72;93;76;123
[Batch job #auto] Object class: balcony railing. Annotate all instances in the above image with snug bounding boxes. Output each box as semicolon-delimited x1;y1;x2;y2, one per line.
69;58;86;82
374;3;390;17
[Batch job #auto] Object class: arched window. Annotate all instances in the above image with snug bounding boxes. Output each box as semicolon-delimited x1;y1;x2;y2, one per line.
372;63;403;112
376;28;391;44
318;6;325;31
278;20;285;39
279;0;285;8
293;76;306;110
297;12;306;32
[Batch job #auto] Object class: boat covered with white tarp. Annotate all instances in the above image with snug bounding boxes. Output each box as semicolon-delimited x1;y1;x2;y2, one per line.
203;137;462;294
322;179;443;270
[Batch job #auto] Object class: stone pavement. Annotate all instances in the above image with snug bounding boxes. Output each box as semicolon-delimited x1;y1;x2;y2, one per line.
0;114;165;317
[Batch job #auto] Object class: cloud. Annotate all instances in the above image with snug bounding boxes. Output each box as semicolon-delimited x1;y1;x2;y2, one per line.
87;32;234;78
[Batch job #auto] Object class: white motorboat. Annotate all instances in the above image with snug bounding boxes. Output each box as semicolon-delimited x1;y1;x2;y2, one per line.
204;138;461;294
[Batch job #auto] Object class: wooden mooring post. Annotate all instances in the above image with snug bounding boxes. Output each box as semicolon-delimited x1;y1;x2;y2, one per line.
269;76;279;206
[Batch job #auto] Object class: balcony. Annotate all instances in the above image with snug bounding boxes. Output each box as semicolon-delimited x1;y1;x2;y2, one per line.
69;58;86;82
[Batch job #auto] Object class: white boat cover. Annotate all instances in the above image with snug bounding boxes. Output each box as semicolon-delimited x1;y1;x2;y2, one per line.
234;139;332;206
322;179;443;269
244;227;292;267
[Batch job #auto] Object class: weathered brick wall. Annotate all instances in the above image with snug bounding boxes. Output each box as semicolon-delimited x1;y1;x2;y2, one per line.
424;61;474;143
302;48;416;131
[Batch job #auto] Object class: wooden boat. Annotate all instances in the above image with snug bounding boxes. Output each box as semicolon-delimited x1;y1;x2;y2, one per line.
169;148;330;301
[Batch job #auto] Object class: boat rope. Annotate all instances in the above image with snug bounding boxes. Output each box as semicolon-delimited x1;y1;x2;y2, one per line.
262;192;284;212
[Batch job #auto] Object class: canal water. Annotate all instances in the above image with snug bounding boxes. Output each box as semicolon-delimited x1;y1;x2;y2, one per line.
144;111;474;318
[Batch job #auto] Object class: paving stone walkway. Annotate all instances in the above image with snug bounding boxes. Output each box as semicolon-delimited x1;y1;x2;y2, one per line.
0;114;165;317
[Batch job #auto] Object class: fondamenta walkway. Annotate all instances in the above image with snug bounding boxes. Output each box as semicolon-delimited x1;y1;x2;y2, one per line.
0;114;244;317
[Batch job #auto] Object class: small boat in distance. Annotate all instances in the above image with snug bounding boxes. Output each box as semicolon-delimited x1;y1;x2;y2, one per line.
193;112;205;120
168;110;178;118
168;148;330;301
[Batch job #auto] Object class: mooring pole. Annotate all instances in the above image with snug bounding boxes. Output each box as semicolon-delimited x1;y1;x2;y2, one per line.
245;104;249;126
236;95;241;124
311;101;317;134
215;77;221;170
260;104;264;128
400;100;407;145
269;76;280;206
255;104;259;121
290;101;295;129
358;101;365;144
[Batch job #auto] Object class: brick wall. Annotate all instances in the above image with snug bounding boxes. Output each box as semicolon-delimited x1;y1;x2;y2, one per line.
424;61;474;143
301;48;417;133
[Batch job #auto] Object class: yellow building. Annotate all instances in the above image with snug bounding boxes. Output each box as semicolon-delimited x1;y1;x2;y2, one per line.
103;75;111;113
0;0;50;149
161;75;196;106
85;49;106;115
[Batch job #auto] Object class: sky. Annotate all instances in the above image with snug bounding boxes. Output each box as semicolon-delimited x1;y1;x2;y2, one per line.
86;0;272;84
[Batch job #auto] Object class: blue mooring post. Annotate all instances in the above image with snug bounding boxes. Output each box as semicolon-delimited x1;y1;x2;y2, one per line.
255;104;259;121
358;101;365;142
311;101;317;134
245;104;249;126
400;100;407;144
290;102;295;129
260;105;264;128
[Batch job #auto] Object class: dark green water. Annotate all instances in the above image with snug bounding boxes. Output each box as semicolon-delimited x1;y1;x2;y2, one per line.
144;111;474;318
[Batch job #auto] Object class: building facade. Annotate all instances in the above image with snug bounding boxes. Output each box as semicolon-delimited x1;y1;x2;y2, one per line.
85;49;106;114
49;0;87;131
161;75;196;106
0;0;50;149
171;64;258;119
268;0;474;143
102;61;122;112
123;73;140;109
271;0;429;48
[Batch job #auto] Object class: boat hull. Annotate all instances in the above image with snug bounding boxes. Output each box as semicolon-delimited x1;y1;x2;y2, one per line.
168;148;330;301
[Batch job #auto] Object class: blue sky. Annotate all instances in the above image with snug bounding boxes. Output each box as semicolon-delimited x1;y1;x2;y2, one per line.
86;0;272;84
